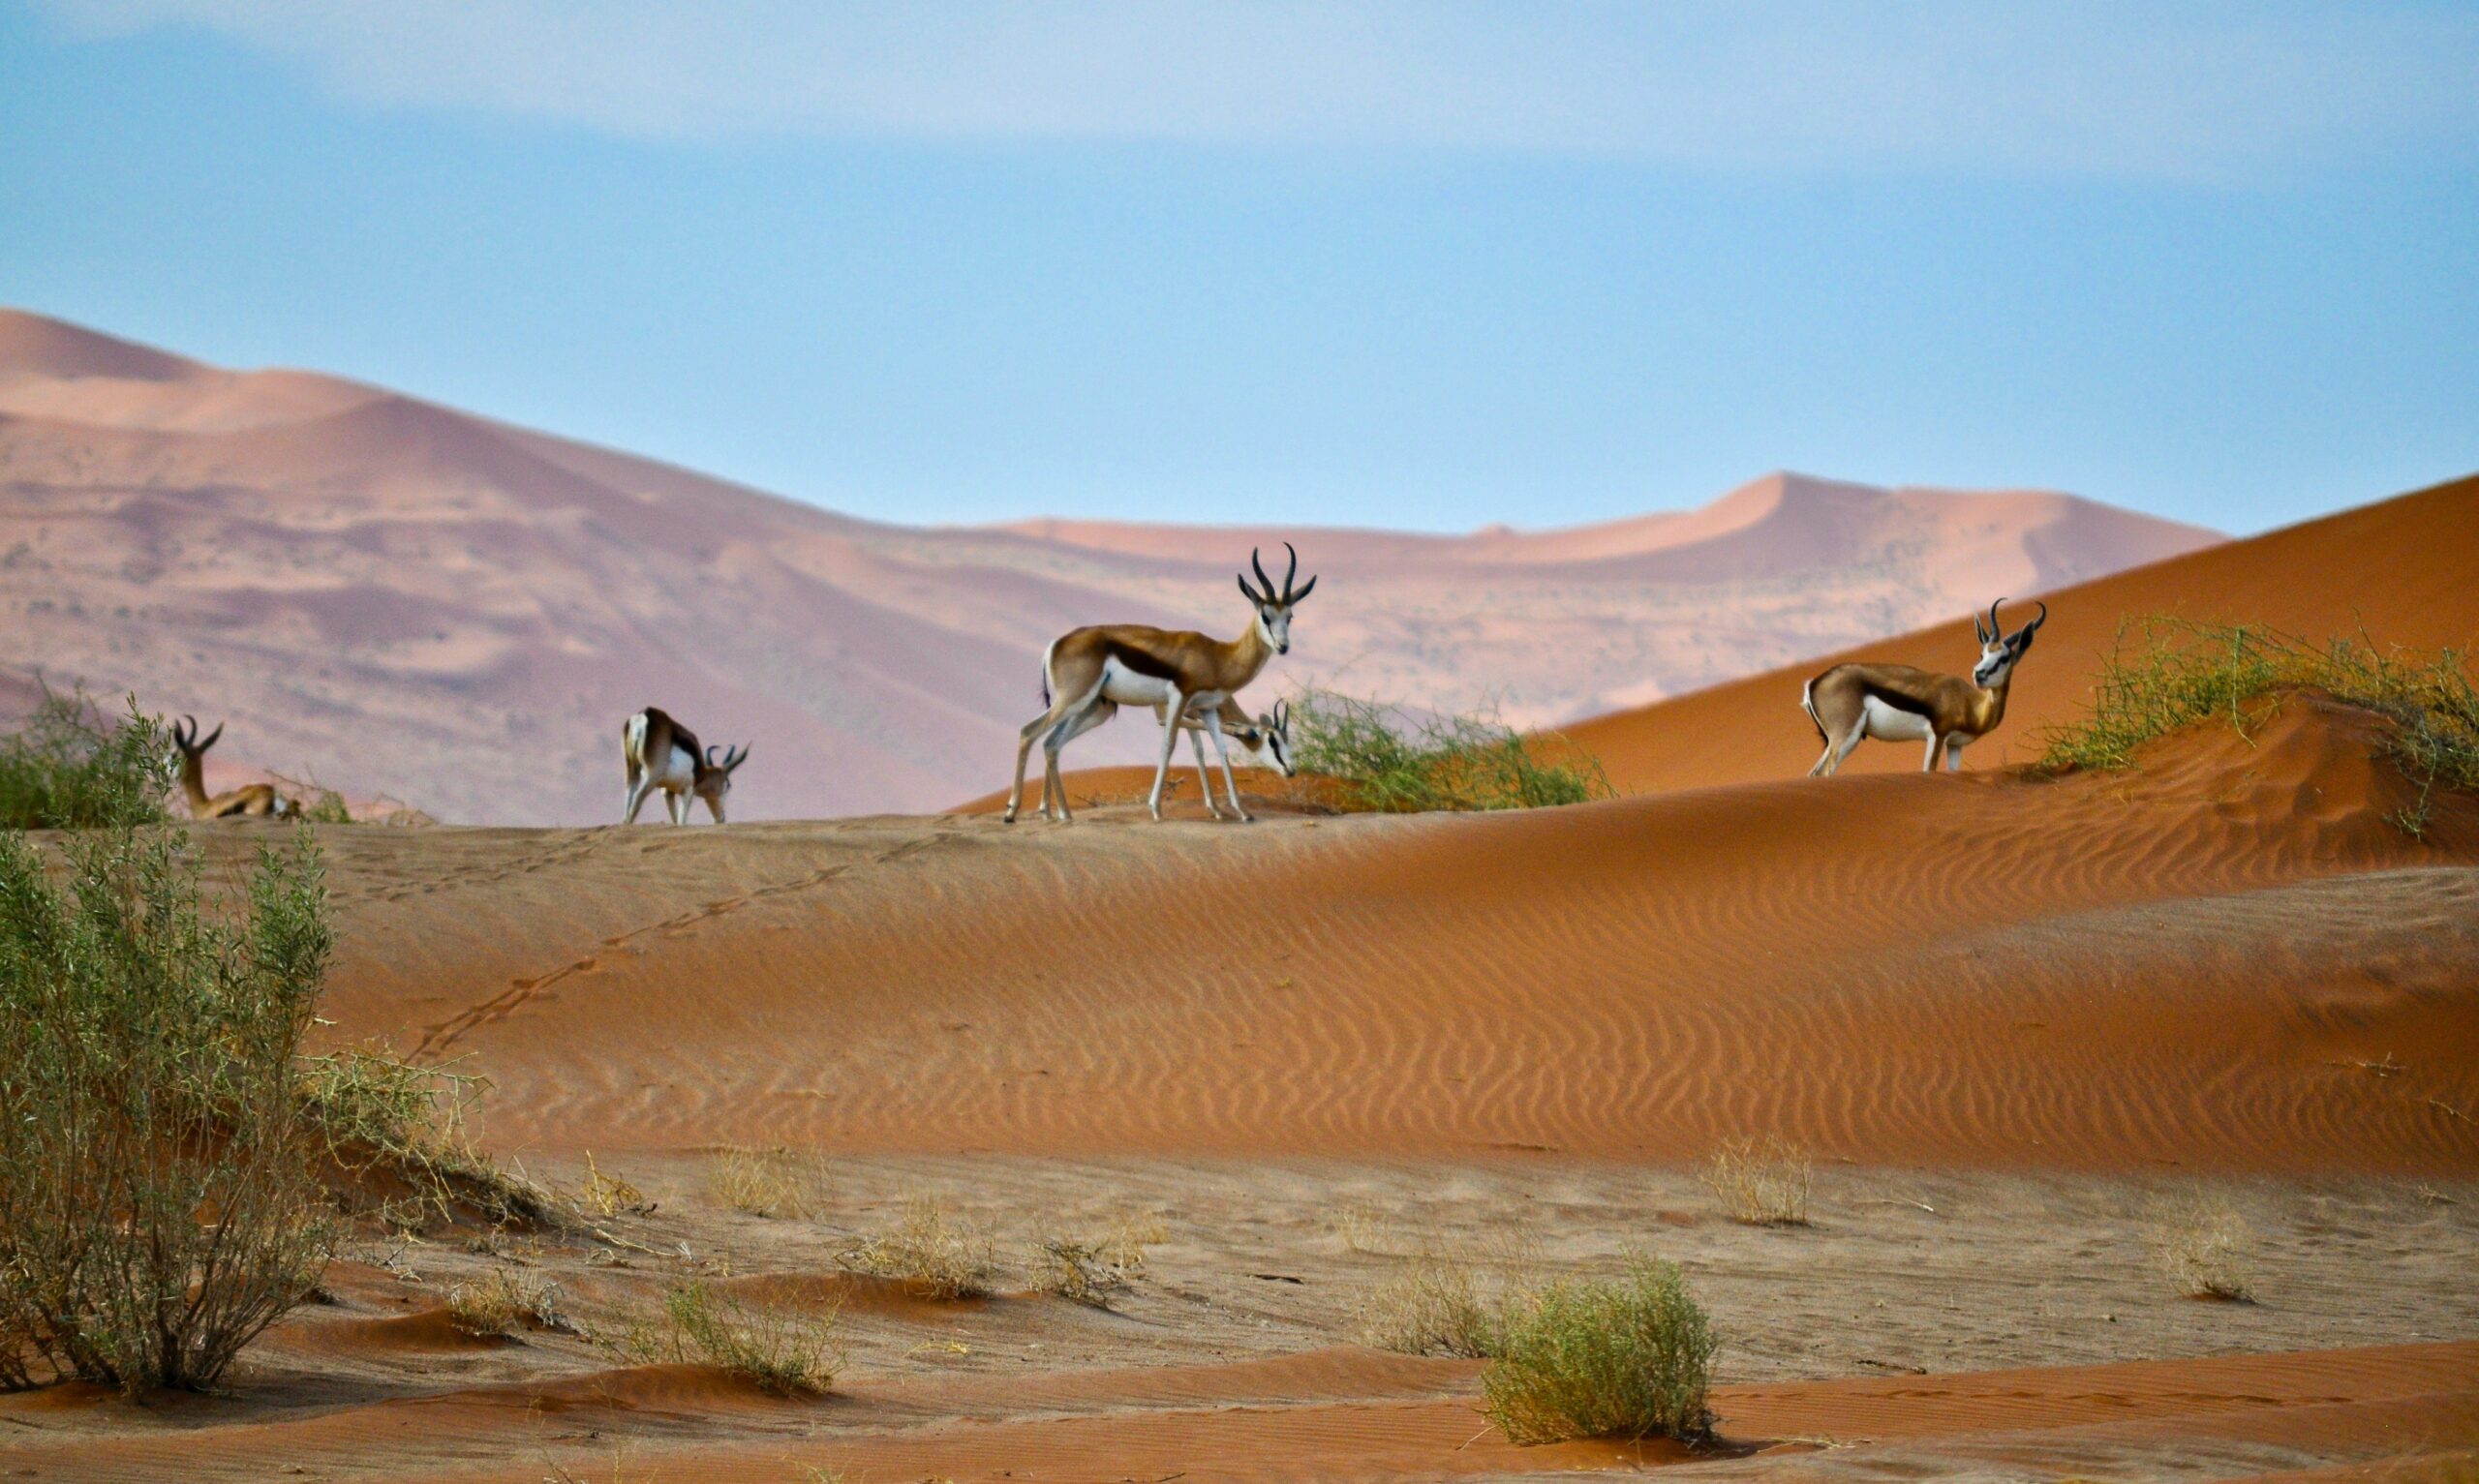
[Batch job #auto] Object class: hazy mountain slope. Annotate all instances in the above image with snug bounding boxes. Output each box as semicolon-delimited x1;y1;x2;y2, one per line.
0;308;2220;822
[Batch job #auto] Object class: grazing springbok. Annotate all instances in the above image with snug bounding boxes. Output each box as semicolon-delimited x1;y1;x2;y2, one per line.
168;716;291;819
623;707;749;824
1802;598;2048;775
1005;544;1317;824
1036;695;1297;822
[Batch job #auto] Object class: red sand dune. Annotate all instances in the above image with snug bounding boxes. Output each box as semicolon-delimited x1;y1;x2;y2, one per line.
273;681;2479;1175
13;1338;2472;1481
1563;470;2479;794
0;307;2216;823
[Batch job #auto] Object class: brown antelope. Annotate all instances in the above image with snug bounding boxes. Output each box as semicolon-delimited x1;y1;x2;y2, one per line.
1036;695;1297;822
1802;598;2048;775
623;707;749;823
168;716;291;818
1005;544;1317;824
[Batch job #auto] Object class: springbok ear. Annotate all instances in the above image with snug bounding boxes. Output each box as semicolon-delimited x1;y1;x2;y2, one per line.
199;720;225;751
727;743;750;772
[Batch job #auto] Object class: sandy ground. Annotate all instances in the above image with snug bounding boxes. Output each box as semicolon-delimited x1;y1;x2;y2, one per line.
5;681;2476;1480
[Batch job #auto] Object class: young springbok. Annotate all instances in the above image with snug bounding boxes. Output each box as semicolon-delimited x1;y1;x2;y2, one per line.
1005;544;1317;823
623;707;749;824
1802;598;2048;775
168;716;291;819
1035;695;1297;822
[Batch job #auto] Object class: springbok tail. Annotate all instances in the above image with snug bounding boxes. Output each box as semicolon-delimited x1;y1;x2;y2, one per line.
1800;677;1827;746
624;711;650;768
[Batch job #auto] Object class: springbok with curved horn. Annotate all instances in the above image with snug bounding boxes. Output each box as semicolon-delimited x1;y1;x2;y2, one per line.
1801;598;2048;775
168;716;291;818
623;706;749;824
1037;695;1297;822
1005;544;1317;823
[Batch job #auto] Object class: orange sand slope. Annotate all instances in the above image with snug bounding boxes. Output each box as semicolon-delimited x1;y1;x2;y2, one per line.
293;689;2479;1172
1567;470;2479;794
12;1341;2472;1482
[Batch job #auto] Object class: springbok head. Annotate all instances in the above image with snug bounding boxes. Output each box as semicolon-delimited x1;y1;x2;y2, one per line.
1972;598;2048;687
695;742;750;821
169;715;224;762
1238;699;1297;778
1236;543;1319;655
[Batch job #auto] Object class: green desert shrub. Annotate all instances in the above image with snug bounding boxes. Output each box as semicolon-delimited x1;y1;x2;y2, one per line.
0;684;171;830
0;813;334;1392
645;1282;840;1396
1483;1256;1719;1446
2038;620;2479;797
1288;689;1613;813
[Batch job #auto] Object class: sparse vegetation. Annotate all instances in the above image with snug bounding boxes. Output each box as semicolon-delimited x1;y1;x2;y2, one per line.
1287;689;1614;813
446;1267;565;1338
638;1282;841;1396
838;1196;998;1299
1484;1255;1719;1445
1029;1237;1141;1308
0;809;333;1392
1357;1251;1503;1358
0;683;171;829
707;1146;835;1219
2037;621;2479;804
1702;1135;1814;1227
2148;1193;2257;1303
297;1043;570;1231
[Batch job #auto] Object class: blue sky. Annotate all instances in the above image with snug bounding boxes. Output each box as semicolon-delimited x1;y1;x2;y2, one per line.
4;2;2475;535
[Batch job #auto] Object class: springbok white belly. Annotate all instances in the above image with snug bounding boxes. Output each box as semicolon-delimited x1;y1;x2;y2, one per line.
642;743;698;792
1097;660;1224;711
1860;696;1935;742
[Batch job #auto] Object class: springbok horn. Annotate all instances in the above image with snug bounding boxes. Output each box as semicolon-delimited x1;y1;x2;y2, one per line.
2021;600;2049;636
729;744;750;771
705;744;723;769
1250;547;1275;604
1279;541;1299;601
1986;598;2006;640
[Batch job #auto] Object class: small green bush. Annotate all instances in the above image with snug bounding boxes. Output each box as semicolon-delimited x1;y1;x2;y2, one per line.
0;683;171;829
2038;620;2479;796
1484;1256;1718;1445
0;813;334;1392
651;1282;840;1396
1288;690;1613;813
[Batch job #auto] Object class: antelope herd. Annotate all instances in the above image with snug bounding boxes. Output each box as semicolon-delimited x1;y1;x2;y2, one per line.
165;548;2052;825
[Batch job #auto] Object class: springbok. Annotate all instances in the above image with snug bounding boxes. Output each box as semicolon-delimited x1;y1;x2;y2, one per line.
1802;598;2048;775
1005;544;1317;824
623;707;749;824
1035;695;1297;822
168;716;291;818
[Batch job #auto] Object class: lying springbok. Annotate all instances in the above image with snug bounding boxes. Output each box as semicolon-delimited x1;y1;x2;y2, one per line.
1036;695;1297;822
1802;598;2048;775
623;707;749;824
1005;544;1317;824
168;716;291;818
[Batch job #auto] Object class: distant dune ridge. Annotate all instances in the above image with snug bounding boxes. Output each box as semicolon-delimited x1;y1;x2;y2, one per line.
0;307;2219;823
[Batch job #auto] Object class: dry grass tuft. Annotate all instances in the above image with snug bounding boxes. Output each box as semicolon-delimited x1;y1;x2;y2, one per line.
445;1267;565;1338
838;1196;998;1300
1355;1231;1537;1359
1331;1200;1395;1254
1028;1237;1141;1308
2148;1193;2258;1302
706;1146;835;1220
624;1282;840;1396
299;1044;572;1231
1702;1135;1814;1227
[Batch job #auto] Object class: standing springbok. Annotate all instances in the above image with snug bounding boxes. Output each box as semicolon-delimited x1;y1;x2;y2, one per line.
168;716;291;818
1036;695;1297;822
623;707;749;824
1802;598;2048;775
1005;544;1317;824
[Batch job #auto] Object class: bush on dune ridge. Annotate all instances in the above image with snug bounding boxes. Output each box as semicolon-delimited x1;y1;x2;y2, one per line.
1287;689;1614;813
2037;620;2479;806
0;803;332;1392
0;683;171;830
